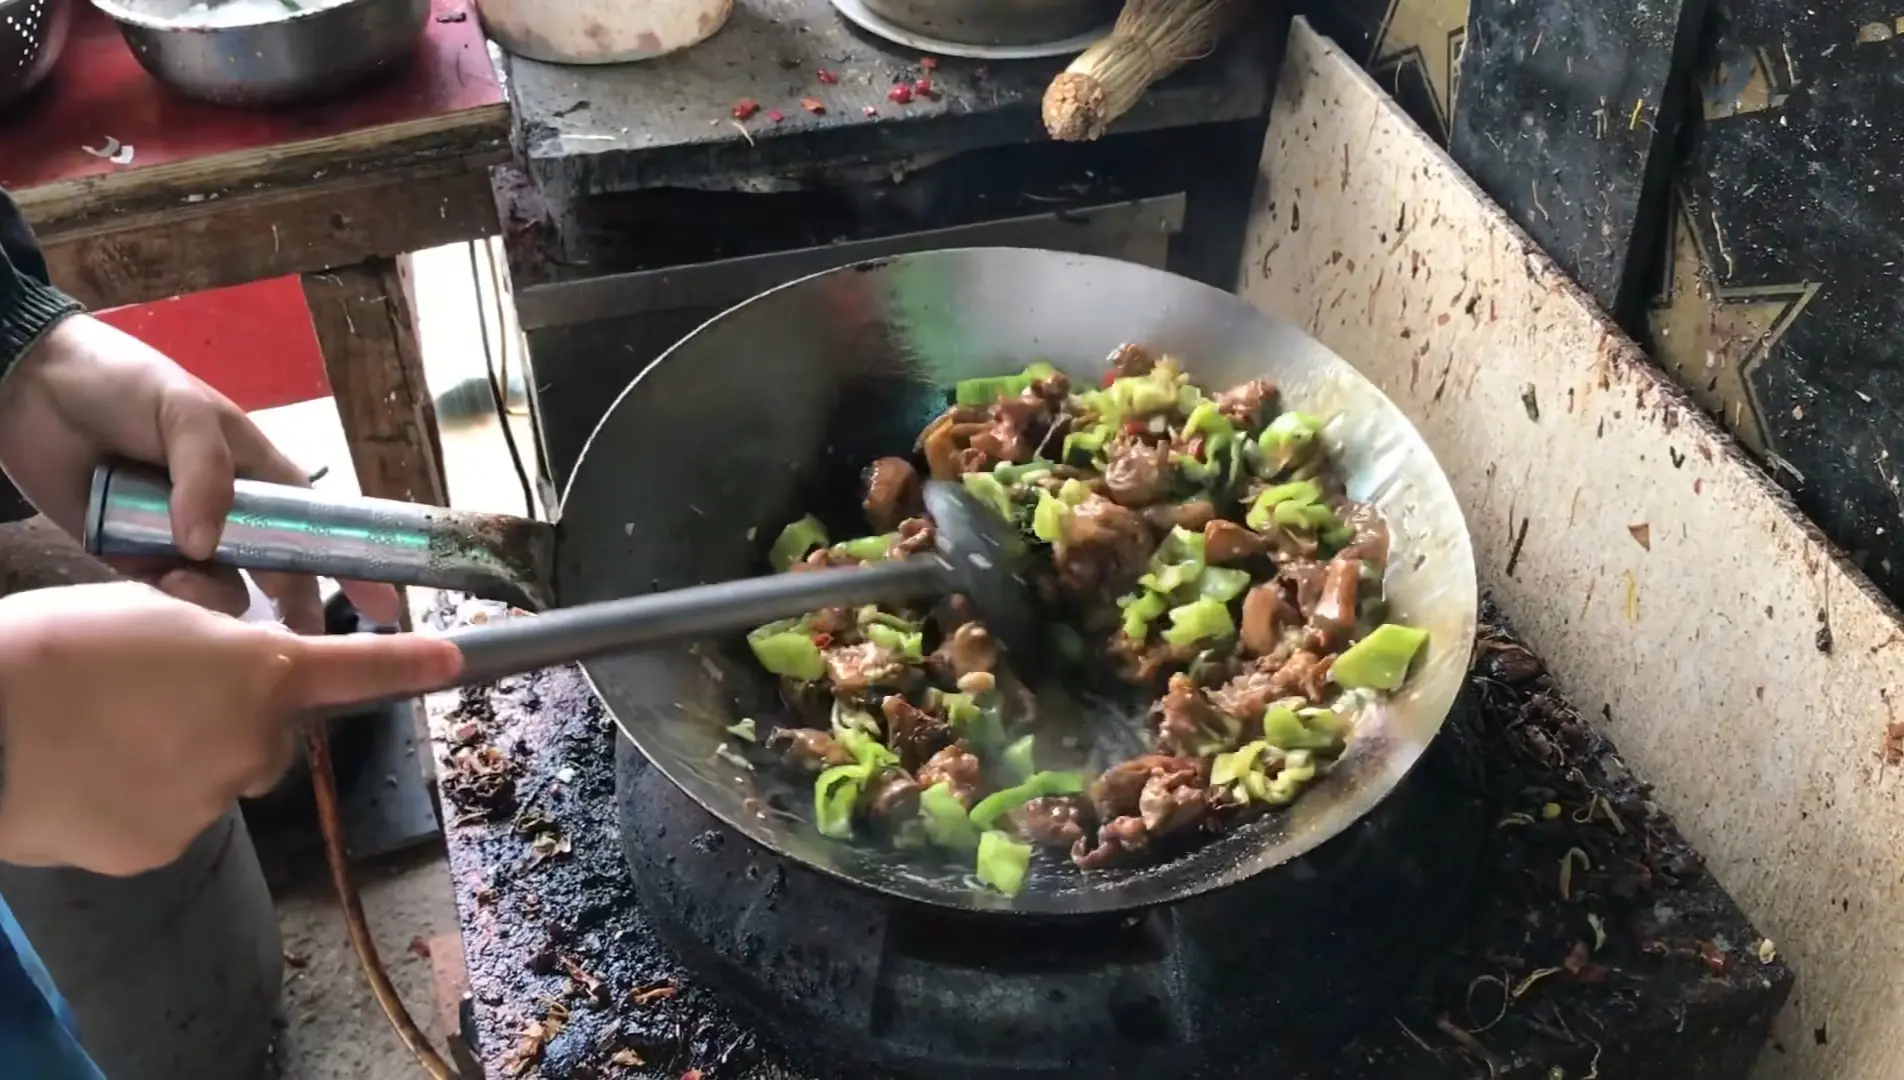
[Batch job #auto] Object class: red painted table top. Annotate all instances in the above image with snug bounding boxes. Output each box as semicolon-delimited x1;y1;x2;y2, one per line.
0;0;504;194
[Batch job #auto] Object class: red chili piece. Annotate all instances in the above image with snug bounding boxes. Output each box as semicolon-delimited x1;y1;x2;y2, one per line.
732;98;759;120
810;631;833;648
800;96;826;114
817;68;839;84
863;105;879;116
914;77;933;95
920;56;938;70
766;109;785;123
1100;369;1118;388
887;83;914;104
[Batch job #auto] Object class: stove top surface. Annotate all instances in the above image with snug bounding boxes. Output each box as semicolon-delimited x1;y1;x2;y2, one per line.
432;600;1793;1080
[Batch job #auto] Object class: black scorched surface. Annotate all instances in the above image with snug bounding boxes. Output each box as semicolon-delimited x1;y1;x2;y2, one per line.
432;598;1791;1080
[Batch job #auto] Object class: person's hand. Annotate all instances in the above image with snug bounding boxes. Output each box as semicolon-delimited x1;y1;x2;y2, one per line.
0;315;399;632
0;582;463;876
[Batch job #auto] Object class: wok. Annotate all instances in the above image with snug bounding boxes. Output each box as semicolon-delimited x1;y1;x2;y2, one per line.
87;248;1478;915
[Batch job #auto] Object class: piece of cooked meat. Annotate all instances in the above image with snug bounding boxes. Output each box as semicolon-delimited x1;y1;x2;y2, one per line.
1277;559;1328;619
1071;815;1151;870
1239;582;1299;657
788;547;861;572
805;606;856;639
893;516;936;556
1106;343;1156;378
1138;767;1209;837
1204;519;1269;565
1152;673;1229;756
881;694;951;770
918;408;991;480
1089;753;1204;822
1102;437;1174;507
1306;555;1362;652
1214;379;1277;427
1107;630;1197;686
1144;499;1216;533
1267;649;1333;703
1206;664;1283;728
861;767;923;823
1010;795;1093;849
1334;501;1391;569
1055;495;1154;595
823;642;907;692
862;457;923;533
947;622;999;676
915;743;985;808
766;728;855;773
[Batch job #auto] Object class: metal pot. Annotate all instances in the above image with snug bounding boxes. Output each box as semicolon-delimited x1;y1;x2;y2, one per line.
858;0;1116;48
0;0;73;114
90;0;429;107
85;248;1478;917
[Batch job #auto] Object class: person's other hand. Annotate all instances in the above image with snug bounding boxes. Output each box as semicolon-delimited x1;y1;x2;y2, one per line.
0;315;399;632
0;582;463;875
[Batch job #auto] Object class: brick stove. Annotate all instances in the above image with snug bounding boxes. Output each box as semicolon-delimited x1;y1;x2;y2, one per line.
431;599;1792;1079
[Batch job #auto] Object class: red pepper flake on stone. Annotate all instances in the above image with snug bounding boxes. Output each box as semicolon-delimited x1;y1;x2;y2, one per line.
731;98;759;120
914;77;934;96
817;68;839;84
888;82;914;104
800;96;827;114
920;55;938;70
766;109;785;123
863;105;879;117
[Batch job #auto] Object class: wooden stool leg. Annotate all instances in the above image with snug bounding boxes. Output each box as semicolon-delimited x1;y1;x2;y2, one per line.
301;257;448;507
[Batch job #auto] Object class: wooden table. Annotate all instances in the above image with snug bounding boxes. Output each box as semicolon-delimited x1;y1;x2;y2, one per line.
0;0;511;505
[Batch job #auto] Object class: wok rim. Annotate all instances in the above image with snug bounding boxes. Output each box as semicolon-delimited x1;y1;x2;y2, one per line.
563;247;1478;916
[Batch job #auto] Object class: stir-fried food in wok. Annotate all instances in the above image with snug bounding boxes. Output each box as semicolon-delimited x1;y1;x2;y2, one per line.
736;347;1429;896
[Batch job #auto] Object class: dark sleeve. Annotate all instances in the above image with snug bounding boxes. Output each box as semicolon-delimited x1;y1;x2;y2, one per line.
0;187;83;376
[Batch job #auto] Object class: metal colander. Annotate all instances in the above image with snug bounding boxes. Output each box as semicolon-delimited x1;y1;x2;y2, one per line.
0;0;72;114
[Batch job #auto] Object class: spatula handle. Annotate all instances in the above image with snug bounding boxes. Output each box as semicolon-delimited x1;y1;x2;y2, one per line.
439;556;950;685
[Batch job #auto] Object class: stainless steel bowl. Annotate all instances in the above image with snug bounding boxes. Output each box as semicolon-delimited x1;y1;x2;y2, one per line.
0;0;73;114
90;0;429;108
859;0;1116;48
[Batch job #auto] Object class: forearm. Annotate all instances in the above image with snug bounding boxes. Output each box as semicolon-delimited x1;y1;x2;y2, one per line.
0;187;83;378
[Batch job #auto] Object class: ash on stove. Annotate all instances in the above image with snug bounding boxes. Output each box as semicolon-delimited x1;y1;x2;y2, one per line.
432;599;1792;1080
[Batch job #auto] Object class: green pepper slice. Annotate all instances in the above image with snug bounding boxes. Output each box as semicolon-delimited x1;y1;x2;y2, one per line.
1332;623;1431;691
768;515;829;571
919;782;980;852
976;830;1033;896
1159;597;1236;649
968;770;1089;830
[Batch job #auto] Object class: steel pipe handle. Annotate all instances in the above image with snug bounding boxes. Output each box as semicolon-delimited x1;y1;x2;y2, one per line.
83;463;556;609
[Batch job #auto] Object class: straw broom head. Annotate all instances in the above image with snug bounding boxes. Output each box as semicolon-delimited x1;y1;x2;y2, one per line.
1042;0;1242;142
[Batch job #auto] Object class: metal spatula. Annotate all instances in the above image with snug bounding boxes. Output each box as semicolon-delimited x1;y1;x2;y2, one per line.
85;462;1037;708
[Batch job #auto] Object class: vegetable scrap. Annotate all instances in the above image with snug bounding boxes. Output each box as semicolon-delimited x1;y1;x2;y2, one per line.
799;97;826;115
443;739;519;822
501;1000;567;1076
1369;601;1790;1076
735;347;1428;896
731;98;759;120
816;68;839;84
887;83;914;104
914;77;935;97
627;981;678;1006
920;55;938;69
766;110;785;124
80;137;136;166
